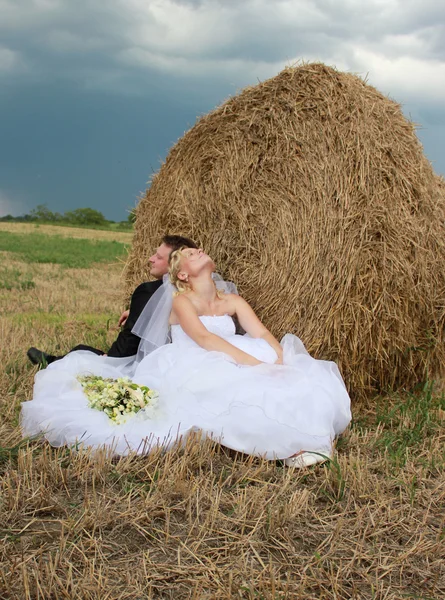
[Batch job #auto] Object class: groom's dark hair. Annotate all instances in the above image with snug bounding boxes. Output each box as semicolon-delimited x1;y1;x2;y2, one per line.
162;234;198;253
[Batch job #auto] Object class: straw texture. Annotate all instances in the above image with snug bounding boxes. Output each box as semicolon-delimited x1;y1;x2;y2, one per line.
125;63;445;399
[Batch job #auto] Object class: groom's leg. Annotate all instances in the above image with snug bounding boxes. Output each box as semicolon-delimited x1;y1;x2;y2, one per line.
27;347;63;366
27;344;105;367
69;344;105;356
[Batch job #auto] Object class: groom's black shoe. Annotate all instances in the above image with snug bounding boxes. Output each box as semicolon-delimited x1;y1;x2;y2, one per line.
27;347;59;366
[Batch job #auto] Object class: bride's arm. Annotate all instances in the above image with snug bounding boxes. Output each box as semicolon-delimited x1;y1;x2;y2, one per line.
231;295;283;364
172;295;263;366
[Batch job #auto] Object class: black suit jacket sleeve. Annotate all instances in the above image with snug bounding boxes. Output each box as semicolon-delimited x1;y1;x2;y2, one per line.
107;280;163;358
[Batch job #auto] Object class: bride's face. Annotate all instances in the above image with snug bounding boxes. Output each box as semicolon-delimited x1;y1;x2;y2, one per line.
178;248;214;280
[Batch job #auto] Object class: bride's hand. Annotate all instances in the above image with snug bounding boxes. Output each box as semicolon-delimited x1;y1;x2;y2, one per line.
275;351;284;365
248;357;264;366
239;357;264;367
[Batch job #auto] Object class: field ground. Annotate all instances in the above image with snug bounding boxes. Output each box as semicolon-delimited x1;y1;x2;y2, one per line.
0;220;134;235
0;221;134;242
0;224;444;599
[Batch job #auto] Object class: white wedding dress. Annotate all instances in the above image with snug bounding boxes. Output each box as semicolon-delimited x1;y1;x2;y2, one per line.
21;315;351;460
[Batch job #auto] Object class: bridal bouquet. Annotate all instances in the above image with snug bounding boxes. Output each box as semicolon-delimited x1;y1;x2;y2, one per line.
77;375;159;425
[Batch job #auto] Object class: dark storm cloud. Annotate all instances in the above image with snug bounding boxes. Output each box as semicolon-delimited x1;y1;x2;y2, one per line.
0;0;444;218
2;0;444;98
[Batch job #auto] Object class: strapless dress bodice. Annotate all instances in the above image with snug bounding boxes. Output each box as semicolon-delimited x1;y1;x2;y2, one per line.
171;315;236;345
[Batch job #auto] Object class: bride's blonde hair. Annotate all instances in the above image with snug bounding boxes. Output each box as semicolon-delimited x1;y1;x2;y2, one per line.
168;246;225;297
168;246;191;294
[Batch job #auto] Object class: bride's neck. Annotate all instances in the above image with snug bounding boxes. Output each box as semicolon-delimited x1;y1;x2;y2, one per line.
190;273;217;301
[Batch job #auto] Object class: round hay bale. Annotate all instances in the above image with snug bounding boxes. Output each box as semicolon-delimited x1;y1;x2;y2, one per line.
125;63;445;399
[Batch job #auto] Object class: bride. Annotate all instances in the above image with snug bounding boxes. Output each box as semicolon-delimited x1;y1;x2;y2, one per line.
21;247;351;467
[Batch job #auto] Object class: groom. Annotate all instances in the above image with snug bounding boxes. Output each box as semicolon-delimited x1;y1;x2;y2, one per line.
27;234;198;366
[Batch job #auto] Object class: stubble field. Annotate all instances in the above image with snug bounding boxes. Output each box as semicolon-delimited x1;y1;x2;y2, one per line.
0;223;444;599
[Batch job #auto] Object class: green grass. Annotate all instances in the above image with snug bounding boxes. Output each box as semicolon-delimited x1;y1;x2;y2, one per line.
374;382;445;468
0;231;128;267
0;266;35;291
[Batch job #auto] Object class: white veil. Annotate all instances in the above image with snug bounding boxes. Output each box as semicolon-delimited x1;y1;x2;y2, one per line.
132;273;238;361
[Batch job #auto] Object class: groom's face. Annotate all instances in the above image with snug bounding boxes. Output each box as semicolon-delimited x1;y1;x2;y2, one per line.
149;243;172;279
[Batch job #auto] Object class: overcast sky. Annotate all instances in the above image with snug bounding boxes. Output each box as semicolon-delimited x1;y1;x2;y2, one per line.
1;0;444;220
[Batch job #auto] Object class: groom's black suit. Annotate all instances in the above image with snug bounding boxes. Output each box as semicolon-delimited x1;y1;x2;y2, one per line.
107;280;163;357
54;280;163;361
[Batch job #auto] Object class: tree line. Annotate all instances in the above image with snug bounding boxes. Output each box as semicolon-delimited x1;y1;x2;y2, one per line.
0;204;135;228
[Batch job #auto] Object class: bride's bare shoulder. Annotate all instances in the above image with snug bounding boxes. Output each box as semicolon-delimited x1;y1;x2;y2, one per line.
224;293;247;304
219;292;245;314
171;293;199;324
172;293;195;310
